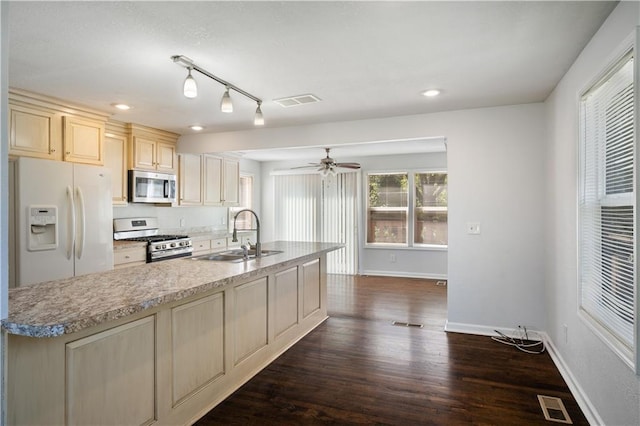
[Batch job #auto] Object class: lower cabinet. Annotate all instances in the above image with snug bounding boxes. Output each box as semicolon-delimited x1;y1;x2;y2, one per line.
7;254;327;425
66;317;156;425
171;293;225;406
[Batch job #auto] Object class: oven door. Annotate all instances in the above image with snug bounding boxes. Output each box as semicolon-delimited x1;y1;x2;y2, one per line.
128;170;177;203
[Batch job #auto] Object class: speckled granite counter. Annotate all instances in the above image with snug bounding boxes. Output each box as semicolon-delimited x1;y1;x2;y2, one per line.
3;241;342;338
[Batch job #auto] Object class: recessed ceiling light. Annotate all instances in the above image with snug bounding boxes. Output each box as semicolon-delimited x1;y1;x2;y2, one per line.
422;89;441;97
112;103;131;110
190;125;204;131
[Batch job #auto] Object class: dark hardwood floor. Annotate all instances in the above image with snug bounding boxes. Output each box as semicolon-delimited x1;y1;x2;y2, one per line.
195;275;588;425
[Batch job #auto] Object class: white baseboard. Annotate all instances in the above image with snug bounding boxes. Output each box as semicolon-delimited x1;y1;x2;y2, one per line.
542;333;603;426
359;270;448;280
445;322;602;426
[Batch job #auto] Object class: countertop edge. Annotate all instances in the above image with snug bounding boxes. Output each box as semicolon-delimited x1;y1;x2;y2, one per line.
3;242;343;338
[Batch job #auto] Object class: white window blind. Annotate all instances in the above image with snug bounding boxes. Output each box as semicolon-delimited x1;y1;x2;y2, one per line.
579;53;635;351
322;172;359;274
274;174;320;242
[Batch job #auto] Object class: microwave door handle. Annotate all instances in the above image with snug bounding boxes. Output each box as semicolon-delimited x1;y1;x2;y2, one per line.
164;180;168;198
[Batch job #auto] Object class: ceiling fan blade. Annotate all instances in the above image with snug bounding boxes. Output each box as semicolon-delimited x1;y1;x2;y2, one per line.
291;163;321;169
335;163;361;169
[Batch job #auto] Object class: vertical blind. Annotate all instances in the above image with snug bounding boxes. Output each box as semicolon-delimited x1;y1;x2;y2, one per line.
322;172;359;274
579;53;635;349
273;171;359;274
274;174;320;242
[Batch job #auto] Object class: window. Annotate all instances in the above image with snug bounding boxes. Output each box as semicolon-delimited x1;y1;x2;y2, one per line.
229;175;254;230
579;52;635;361
367;171;447;247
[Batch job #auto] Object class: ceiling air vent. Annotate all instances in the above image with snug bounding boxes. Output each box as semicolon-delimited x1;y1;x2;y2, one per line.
274;94;321;108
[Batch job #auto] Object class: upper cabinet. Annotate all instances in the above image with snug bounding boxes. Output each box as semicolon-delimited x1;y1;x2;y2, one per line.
9;89;109;165
179;154;239;207
203;155;239;206
128;124;178;173
63;116;104;165
178;153;203;205
104;121;129;205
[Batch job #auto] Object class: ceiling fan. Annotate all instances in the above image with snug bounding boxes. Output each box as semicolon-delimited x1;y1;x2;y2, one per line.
293;148;361;175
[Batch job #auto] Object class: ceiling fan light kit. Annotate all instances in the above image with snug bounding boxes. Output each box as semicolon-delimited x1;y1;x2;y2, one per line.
171;55;264;126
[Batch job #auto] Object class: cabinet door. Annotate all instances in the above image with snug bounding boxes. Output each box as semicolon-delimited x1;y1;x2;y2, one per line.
171;293;225;405
156;142;177;173
63;116;104;165
66;317;156;425
179;154;203;205
302;259;321;318
234;277;268;364
203;155;223;206
133;136;156;170
9;104;61;160
105;134;128;205
274;267;299;338
222;158;240;205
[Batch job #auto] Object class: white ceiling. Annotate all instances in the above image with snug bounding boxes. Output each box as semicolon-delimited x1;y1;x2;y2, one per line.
7;1;616;161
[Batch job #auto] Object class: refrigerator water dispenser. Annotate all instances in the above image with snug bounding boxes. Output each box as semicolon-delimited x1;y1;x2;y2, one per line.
28;205;58;251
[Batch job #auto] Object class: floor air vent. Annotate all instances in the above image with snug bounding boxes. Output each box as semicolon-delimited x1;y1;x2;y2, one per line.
392;321;424;328
537;395;572;424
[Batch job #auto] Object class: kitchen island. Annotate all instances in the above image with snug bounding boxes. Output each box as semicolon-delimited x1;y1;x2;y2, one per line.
3;241;342;425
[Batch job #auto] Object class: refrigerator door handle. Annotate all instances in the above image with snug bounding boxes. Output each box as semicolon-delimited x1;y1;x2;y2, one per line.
75;187;86;259
66;186;75;260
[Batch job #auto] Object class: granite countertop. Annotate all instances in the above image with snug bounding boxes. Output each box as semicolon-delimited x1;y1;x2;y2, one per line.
3;241;342;338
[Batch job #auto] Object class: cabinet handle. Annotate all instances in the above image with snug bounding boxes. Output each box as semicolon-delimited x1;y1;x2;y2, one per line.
50;148;56;153
124;255;130;259
123;196;127;201
66;151;70;155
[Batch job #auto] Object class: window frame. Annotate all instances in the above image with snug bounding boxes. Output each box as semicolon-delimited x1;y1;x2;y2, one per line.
228;173;255;232
365;169;448;250
577;46;637;371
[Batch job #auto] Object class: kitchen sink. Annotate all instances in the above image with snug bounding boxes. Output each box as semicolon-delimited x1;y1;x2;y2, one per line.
191;249;284;262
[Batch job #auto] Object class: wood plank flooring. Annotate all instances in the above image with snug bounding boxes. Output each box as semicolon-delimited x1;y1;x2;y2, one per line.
195;275;588;425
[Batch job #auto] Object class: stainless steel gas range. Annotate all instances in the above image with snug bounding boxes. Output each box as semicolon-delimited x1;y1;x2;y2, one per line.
113;217;193;262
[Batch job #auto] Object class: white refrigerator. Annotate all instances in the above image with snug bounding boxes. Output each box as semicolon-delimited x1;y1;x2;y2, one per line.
14;157;114;287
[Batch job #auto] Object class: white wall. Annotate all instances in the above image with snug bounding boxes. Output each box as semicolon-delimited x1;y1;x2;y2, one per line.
545;2;640;425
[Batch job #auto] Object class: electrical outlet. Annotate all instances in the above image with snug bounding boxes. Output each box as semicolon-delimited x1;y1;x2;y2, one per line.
179;218;185;227
389;253;397;263
467;222;481;235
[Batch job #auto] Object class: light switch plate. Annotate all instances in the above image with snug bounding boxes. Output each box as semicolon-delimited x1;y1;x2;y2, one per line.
467;222;481;234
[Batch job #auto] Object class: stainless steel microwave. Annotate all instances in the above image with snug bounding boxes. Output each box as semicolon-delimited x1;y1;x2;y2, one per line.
128;170;177;203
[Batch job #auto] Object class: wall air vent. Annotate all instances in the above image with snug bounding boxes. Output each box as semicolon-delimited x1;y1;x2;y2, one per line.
273;94;321;108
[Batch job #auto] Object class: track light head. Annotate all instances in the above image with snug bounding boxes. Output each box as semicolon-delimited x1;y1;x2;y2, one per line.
254;102;264;126
220;87;233;113
183;68;198;99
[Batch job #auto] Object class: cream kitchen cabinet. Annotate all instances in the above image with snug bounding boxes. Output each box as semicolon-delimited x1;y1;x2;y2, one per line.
9;102;61;160
203;155;239;206
9;89;109;164
128;124;178;173
113;244;147;268
62;115;104;165
178;153;203;205
104;121;129;205
65;317;156;425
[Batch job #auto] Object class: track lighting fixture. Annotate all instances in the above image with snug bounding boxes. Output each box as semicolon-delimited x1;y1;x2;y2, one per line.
172;55;264;125
220;87;233;113
254;102;264;126
183;68;198;98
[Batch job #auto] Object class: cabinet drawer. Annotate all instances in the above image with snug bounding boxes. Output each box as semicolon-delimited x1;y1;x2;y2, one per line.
114;248;147;267
211;238;226;251
193;240;211;253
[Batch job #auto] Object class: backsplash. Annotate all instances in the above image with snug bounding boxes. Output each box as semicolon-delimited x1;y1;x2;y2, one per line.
112;204;230;234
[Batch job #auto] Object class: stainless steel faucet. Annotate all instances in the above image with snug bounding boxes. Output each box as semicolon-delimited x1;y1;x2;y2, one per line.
232;209;261;257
